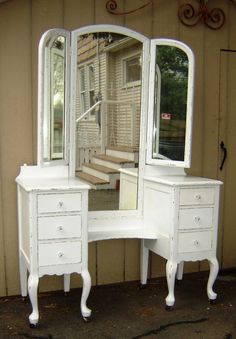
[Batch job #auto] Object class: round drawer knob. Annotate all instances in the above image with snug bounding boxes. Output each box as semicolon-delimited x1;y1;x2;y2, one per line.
194;216;201;223
58;201;64;208
194;240;200;246
57;226;63;231
58;252;64;258
195;194;202;200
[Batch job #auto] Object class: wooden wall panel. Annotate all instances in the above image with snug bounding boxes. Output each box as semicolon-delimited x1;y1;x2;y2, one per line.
31;0;64;165
0;166;6;296
0;0;235;296
124;0;152;36
97;240;125;285
152;0;179;39
199;2;229;272
0;0;32;295
95;0;124;26
64;0;95;29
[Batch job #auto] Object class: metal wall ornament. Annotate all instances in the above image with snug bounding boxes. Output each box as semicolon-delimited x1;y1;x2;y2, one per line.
106;0;152;15
178;0;225;30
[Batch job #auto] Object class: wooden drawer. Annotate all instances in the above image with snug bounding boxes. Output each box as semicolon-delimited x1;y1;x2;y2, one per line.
38;215;82;240
178;231;212;253
37;193;82;214
38;241;82;266
178;207;213;230
179;188;214;206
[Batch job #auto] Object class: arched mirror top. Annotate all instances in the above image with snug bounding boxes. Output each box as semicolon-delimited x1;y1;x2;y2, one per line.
146;39;195;168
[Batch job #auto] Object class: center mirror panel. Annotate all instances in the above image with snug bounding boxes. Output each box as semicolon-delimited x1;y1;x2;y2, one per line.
74;31;143;211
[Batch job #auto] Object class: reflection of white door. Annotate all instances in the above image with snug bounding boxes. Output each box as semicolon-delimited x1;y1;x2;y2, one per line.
218;51;236;268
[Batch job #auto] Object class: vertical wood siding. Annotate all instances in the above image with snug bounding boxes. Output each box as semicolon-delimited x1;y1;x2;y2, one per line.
0;0;235;296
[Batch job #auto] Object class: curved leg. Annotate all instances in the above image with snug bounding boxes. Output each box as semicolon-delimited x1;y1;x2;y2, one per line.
165;260;177;308
140;240;149;286
19;253;28;298
207;257;219;301
80;270;92;320
28;274;39;326
64;274;70;294
176;261;184;281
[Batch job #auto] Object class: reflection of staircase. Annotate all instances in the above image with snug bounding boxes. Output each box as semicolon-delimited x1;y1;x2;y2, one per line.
76;146;138;190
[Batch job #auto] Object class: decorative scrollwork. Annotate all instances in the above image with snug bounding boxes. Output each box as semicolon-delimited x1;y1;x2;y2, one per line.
106;0;152;16
178;2;225;30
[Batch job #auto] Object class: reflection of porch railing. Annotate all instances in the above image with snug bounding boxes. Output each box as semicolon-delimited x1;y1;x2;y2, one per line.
76;99;137;170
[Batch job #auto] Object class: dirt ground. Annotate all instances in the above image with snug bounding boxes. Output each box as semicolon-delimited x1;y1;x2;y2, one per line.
0;271;235;339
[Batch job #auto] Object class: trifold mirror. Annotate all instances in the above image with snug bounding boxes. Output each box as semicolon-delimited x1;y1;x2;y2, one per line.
37;25;194;214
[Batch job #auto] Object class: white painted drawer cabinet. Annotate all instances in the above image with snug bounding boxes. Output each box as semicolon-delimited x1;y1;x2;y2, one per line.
16;169;91;326
141;175;222;309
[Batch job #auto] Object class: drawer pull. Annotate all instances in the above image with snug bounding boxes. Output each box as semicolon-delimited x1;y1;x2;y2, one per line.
193;240;200;246
58;252;64;258
57;226;63;231
194;216;201;223
195;194;202;201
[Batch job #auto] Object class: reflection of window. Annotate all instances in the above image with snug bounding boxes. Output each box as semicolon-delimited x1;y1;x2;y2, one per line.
88;64;95;114
123;54;141;86
79;67;86;114
78;63;95;118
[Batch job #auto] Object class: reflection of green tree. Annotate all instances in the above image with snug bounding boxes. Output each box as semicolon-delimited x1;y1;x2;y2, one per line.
157;46;188;120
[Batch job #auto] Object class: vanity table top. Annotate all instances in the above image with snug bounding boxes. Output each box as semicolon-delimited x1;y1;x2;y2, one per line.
144;175;223;187
15;176;90;192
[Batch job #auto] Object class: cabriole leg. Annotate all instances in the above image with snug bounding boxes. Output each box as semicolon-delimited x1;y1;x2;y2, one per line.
140;240;149;286
207;257;219;302
176;261;184;281
165;260;177;309
81;270;92;321
28;274;39;327
19;253;28;298
64;274;70;294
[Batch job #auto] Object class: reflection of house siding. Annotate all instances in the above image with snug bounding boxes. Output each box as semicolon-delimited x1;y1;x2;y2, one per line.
76;37;108;169
76;36;142;167
107;43;141;149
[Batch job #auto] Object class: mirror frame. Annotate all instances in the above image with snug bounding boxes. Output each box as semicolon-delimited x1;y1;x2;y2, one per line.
146;39;195;168
69;25;150;218
37;28;70;167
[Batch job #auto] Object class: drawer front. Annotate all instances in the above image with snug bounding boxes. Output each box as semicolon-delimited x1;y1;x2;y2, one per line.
179;188;214;206
178;231;212;253
37;193;82;214
38;215;82;240
179;208;213;230
38;241;82;266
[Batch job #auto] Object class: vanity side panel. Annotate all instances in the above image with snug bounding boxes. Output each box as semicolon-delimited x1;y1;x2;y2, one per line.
144;181;172;236
19;188;30;262
143;181;172;260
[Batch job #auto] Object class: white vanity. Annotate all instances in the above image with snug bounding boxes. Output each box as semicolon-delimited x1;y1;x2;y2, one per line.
16;24;222;326
16;166;91;326
142;174;221;309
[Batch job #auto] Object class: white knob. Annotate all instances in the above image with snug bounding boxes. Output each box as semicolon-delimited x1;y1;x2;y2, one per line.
194;216;201;223
57;226;63;231
195;194;202;200
58;252;64;258
58;201;64;207
194;240;200;246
